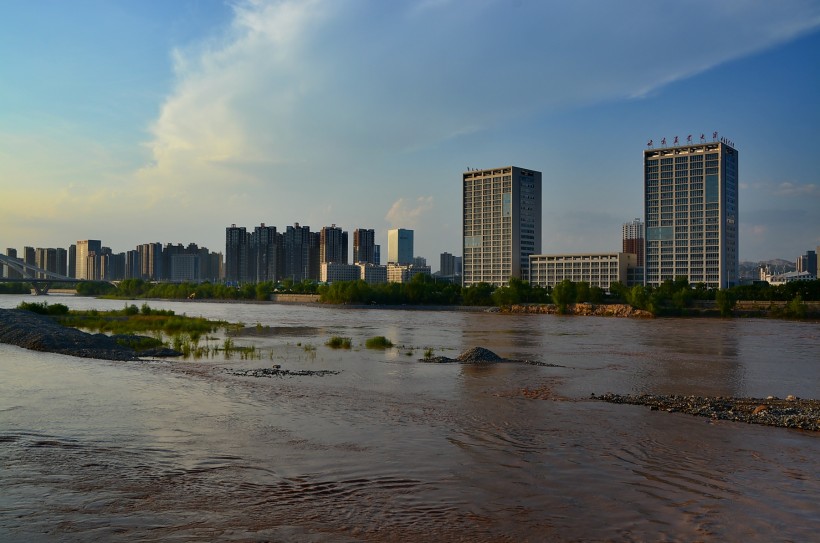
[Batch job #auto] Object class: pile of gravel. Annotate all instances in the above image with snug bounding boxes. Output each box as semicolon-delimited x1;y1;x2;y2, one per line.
595;393;820;431
456;347;503;363
422;346;513;364
0;308;138;361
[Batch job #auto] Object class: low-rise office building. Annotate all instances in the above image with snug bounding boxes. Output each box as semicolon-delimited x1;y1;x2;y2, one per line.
529;253;638;290
387;263;431;284
321;262;361;284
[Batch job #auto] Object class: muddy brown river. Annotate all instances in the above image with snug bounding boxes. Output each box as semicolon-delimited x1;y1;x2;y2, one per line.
1;295;818;542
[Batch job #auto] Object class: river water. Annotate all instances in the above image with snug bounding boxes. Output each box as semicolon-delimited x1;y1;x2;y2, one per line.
1;294;818;542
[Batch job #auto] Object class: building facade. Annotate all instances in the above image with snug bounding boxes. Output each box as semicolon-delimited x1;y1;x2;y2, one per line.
353;229;376;264
529;253;638;290
76;240;102;280
387;263;431;284
796;250;817;277
358;263;388;284
320;262;361;283
463;166;542;287
387;228;413;265
320;225;348;265
622;218;645;268
644;139;738;289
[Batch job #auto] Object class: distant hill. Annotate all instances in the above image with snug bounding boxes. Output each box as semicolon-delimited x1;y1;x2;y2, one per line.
739;259;795;279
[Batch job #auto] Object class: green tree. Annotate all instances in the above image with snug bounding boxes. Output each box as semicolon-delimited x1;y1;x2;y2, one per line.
462;282;495;306
551;279;576;313
715;289;735;317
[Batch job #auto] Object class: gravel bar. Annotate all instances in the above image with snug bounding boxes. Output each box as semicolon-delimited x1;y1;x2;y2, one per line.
595;393;820;431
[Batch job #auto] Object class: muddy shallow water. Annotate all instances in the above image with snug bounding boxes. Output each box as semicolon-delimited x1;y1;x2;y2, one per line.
1;295;819;542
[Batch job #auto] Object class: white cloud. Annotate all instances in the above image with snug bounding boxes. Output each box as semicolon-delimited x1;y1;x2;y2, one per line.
385;196;434;227
775;182;819;197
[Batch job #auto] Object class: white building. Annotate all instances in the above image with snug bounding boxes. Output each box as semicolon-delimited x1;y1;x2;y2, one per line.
357;263;387;284
463;166;541;286
529;253;638;290
387;263;431;284
321;262;361;283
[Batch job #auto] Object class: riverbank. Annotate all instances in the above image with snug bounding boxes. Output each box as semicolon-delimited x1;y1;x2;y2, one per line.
502;302;654;318
596;393;820;431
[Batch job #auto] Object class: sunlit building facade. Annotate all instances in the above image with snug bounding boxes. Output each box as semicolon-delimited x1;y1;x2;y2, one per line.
462;166;541;286
644;139;738;289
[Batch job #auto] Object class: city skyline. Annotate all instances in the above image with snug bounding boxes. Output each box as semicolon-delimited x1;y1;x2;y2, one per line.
1;1;819;262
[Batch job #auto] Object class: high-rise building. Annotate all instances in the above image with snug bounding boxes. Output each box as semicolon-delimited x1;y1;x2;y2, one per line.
387;228;414;265
225;225;250;283
138;242;163;281
253;224;282;283
797;250;817;277
622;218;645;267
320;225;348;265
68;245;76;278
283;223;319;282
440;252;457;277
75;240;101;280
644;138;739;288
353;228;376;264
4;249;21;279
462;166;542;287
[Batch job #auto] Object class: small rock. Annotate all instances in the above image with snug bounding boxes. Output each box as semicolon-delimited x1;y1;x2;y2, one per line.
752;405;768;415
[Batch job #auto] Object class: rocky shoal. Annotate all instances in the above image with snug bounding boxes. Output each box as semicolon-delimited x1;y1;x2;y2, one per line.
503;303;654;318
0;307;139;361
595;393;820;431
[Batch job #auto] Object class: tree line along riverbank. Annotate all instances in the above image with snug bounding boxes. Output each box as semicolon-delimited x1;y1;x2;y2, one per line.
4;275;820;318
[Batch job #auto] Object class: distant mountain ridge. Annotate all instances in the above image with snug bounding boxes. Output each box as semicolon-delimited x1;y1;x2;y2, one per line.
739;259;795;279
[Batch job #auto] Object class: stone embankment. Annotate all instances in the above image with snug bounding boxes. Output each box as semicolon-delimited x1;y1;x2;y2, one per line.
504;303;653;318
596;393;820;431
0;308;138;361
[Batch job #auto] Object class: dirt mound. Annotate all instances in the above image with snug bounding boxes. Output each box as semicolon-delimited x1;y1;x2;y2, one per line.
456;347;503;363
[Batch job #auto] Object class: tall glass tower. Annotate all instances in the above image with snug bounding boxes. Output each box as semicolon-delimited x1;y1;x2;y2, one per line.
643;138;738;289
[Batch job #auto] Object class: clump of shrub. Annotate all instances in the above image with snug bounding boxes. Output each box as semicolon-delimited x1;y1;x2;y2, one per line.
17;301;69;316
365;336;393;349
326;336;352;349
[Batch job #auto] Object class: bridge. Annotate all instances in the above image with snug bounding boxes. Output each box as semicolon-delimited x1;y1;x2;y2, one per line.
0;253;85;295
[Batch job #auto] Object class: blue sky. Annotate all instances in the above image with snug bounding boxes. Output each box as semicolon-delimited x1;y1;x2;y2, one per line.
2;0;819;266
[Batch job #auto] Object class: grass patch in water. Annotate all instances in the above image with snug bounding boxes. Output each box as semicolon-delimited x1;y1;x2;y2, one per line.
365;336;393;349
326;336;352;349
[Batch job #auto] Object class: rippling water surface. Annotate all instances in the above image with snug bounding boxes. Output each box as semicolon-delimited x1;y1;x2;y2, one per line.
1;295;819;542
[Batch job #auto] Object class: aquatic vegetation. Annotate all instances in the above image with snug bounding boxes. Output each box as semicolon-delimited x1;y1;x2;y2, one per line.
365;336;393;349
326;336;352;349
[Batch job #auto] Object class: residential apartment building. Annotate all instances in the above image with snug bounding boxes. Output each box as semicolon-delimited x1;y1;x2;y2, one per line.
353;228;376;264
529;253;638;290
76;240;102;280
622;218;645;268
463;166;542;286
644;138;738;288
225;225;249;283
320;225;348;265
